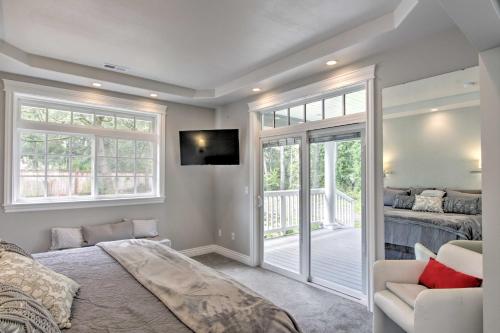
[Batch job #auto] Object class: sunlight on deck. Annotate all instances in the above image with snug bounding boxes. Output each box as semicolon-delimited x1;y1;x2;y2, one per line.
264;228;362;291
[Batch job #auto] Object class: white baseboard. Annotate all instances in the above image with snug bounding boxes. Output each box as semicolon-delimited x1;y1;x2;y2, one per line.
180;244;253;266
179;244;216;257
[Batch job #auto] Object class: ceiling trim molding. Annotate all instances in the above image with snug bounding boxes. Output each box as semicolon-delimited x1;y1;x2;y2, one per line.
0;1;418;104
2;79;167;114
248;65;375;112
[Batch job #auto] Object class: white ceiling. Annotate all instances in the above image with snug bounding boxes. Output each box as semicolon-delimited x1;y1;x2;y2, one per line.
0;0;467;107
383;66;480;118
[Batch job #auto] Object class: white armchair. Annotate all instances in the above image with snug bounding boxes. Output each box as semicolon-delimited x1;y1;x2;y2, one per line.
373;243;483;333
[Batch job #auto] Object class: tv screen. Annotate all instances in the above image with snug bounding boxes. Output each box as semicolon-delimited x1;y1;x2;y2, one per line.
179;129;240;165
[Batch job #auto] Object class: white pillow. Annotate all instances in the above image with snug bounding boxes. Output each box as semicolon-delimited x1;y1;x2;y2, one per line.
412;195;444;213
50;227;84;250
132;219;159;238
420;189;446;198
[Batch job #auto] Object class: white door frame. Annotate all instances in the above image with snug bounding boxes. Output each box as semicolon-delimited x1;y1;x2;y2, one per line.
248;65;377;309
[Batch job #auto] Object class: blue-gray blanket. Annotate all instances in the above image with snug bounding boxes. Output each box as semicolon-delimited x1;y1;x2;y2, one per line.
384;207;482;256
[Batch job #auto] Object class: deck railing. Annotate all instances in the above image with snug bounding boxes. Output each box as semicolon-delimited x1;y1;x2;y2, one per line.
263;188;355;233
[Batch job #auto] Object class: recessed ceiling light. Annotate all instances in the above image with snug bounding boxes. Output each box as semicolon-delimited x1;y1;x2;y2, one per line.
92;82;102;87
431;108;439;112
150;93;158;98
252;88;261;92
326;60;338;66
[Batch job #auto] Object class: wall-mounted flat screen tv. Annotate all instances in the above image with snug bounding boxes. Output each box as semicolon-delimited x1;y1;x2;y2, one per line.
179;129;240;165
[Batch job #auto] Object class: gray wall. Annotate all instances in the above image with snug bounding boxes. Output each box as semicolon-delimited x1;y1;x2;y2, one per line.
0;74;216;253
480;46;500;333
383;107;481;189
213;27;478;258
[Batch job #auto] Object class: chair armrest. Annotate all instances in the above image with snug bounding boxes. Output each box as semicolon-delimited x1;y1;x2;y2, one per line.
373;260;427;293
414;243;437;261
414;288;483;333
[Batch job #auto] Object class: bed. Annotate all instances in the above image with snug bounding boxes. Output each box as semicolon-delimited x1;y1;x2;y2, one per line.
32;240;299;332
384;206;482;259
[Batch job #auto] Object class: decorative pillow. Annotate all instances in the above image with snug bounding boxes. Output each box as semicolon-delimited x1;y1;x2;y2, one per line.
412;195;444;213
50;228;84;250
132;219;159;238
0;283;60;333
82;221;134;246
445;189;481;199
0;251;80;329
420;189;446;198
0;241;32;258
419;258;482;289
443;197;481;215
409;187;434;196
384;188;408;206
392;194;415;210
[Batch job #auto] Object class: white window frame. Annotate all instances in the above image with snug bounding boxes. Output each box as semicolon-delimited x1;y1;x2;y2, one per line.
247;65;377;310
3;80;167;212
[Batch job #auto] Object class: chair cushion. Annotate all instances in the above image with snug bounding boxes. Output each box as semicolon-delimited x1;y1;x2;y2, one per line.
386;282;428;308
374;290;415;333
419;258;482;289
437;244;483;278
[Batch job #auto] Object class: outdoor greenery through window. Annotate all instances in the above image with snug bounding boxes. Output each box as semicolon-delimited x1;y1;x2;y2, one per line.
15;99;159;203
261;87;366;129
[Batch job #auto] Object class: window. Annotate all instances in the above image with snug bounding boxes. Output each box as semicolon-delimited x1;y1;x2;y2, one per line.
4;81;166;212
261;87;366;129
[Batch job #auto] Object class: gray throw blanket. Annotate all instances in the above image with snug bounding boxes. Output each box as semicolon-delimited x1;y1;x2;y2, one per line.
97;239;300;333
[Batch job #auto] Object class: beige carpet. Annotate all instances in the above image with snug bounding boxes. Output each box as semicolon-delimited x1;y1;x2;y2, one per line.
194;253;372;333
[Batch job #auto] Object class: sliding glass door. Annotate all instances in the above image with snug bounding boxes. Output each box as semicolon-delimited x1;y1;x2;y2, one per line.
261;136;303;275
309;129;366;298
260;127;366;300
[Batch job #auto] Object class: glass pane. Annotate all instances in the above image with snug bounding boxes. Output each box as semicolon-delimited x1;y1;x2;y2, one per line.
20;105;46;122
20;156;45;176
71;136;92;156
262;138;301;274
116;177;135;194
47;135;70;155
289;105;305;125
97;177;116;195
136;159;153;176
97;137;116;157
135;141;153;158
72;177;91;196
136;177;153;193
135;118;154;133
274;109;288;128
116;116;135;131
48;109;71;124
324;95;343;118
73;112;94;126
97;157;116;176
47;177;70;197
19;177;45;198
117;139;135;158
71;157;92;176
20;133;45;155
345;90;366;115
306;101;323;122
117;158;135;176
47;156;69;176
95;114;115;128
262;112;274;129
309;137;363;292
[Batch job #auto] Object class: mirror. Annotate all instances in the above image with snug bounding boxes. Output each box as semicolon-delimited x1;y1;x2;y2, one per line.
383;67;482;259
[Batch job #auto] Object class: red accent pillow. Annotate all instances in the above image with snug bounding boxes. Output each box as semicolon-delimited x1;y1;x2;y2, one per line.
419;258;482;289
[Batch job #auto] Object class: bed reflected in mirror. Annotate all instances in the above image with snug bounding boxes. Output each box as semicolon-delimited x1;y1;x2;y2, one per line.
382;66;482;259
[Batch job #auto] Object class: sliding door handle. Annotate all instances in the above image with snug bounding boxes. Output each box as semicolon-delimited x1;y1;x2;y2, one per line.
257;195;263;208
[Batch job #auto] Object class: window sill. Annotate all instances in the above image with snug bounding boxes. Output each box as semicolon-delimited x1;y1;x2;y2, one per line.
3;196;165;213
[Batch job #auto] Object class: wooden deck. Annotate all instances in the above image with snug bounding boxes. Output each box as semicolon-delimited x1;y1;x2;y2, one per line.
264;228;362;291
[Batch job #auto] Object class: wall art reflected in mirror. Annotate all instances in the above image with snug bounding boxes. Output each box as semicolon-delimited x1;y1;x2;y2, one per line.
383;66;482;259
